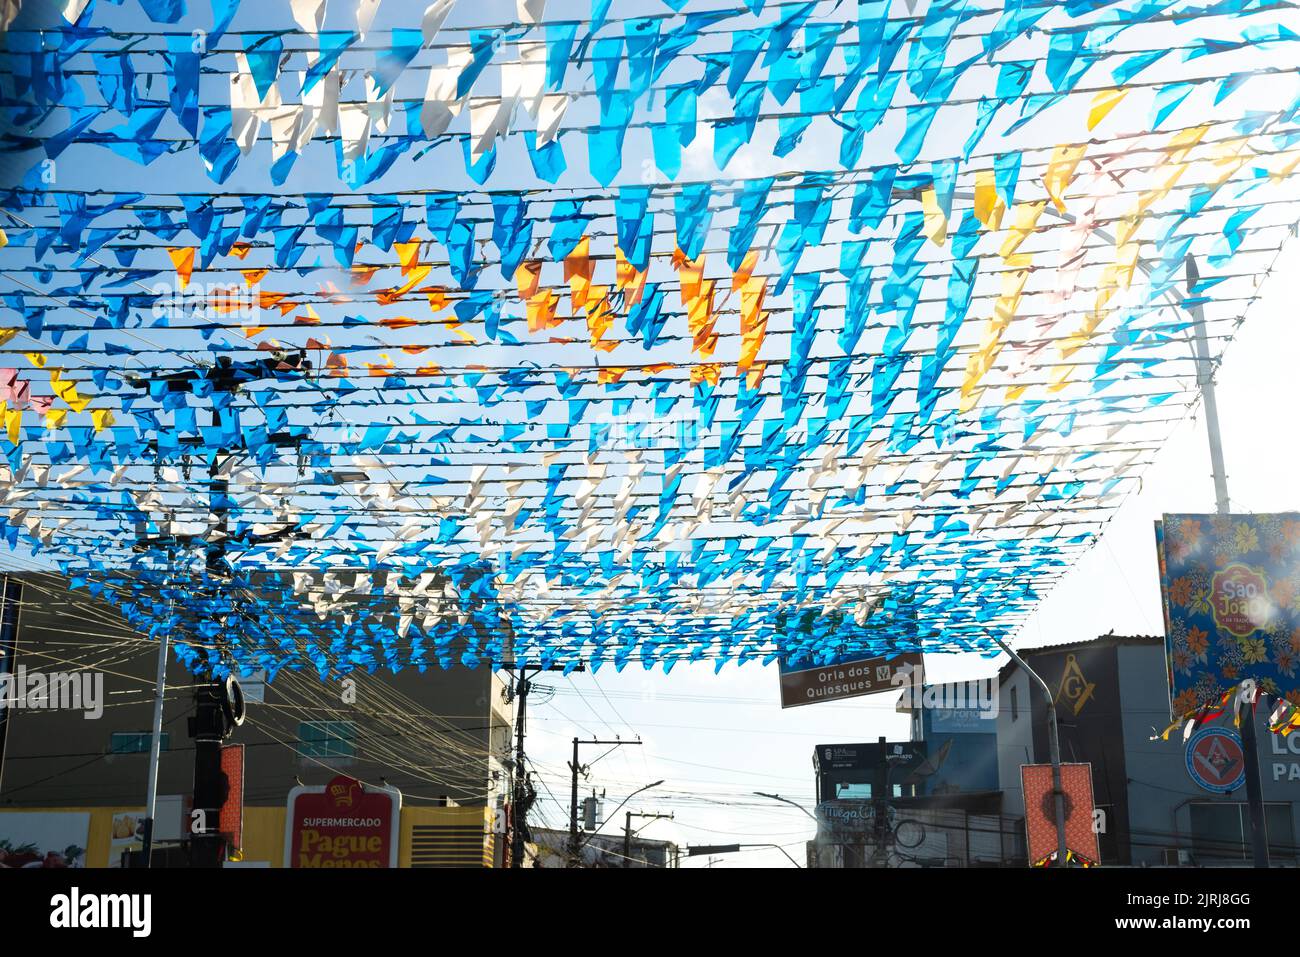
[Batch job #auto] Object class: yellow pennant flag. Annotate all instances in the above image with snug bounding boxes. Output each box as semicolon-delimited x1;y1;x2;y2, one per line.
973;170;1005;230
1087;88;1127;130
92;408;115;433
999;201;1047;259
1043;144;1087;213
961;255;1032;413
4;407;19;446
921;187;948;246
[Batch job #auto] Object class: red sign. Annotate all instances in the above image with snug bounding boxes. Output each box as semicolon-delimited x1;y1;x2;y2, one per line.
1211;562;1270;638
1020;763;1100;866
285;775;401;868
219;744;244;852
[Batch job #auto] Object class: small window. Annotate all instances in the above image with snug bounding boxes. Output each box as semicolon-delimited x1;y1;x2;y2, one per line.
297;721;356;759
111;732;170;754
1010;685;1019;722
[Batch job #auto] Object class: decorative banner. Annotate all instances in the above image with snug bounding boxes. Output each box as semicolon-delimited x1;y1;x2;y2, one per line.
2;0;1300;679
1155;514;1300;718
1020;762;1099;867
1185;726;1246;794
285;775;401;868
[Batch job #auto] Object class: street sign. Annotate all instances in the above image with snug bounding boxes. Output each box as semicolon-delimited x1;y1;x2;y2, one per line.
778;651;923;709
1185;726;1246;793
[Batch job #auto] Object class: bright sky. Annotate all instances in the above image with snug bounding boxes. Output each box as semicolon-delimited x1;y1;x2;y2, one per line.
524;237;1300;867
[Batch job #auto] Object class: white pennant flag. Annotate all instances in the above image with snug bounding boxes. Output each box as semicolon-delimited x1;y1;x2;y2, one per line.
267;105;304;162
357;0;382;39
502;42;547;118
536;93;568;146
62;0;89;24
365;72;395;133
422;0;455;44
338;103;373;163
231;53;284;155
290;0;327;35
517;0;544;24
420;46;473;136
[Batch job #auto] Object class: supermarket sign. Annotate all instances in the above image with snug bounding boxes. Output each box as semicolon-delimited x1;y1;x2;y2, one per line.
285;775;401;868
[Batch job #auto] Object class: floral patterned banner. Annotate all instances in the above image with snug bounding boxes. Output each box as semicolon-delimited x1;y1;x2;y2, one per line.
1157;513;1300;718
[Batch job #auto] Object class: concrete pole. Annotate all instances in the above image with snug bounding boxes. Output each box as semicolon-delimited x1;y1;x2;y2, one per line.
993;636;1067;866
1186;254;1268;867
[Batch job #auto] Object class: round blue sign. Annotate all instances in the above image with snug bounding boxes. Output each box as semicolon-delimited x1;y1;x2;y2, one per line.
1185;726;1246;793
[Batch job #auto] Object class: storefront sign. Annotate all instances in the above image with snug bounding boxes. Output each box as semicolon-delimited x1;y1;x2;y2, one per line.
285;775;401;868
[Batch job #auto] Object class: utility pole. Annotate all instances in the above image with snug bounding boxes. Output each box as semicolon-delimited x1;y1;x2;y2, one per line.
623;810;673;867
128;353;308;868
140;571;173;866
509;667;535;868
567;737;643;867
189;424;230;870
0;576;23;795
1186;254;1268;868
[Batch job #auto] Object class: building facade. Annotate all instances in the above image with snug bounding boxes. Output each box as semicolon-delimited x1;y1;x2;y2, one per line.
0;572;514;867
998;634;1300;866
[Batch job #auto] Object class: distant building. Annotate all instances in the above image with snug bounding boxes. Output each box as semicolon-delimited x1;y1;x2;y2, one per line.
809;631;1300;867
806;735;1023;868
528;826;679;868
0;572;514;867
998;633;1300;866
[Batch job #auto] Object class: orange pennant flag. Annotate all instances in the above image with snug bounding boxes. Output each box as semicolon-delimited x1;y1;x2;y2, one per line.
526;291;561;333
738;276;768;374
731;249;759;292
687;278;718;356
615;247;647;308
394;241;422;275
564;237;594;311
515;261;543;300
674;248;705;305
586;288;617;353
168;248;195;289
